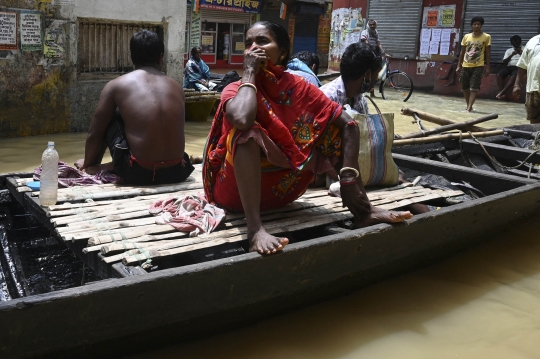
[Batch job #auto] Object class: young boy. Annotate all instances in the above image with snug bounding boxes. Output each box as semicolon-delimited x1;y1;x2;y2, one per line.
456;16;491;112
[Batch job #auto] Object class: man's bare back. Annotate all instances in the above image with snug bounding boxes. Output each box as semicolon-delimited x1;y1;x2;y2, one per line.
112;67;186;166
76;29;193;185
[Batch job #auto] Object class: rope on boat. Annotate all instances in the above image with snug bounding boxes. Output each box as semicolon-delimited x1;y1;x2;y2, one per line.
459;130;540;178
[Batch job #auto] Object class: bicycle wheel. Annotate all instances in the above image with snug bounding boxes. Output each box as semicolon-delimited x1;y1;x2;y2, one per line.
380;71;413;102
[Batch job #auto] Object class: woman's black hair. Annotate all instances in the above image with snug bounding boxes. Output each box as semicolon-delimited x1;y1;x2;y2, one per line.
130;30;164;66
247;21;291;65
291;51;320;74
340;42;383;81
471;16;484;26
190;46;201;57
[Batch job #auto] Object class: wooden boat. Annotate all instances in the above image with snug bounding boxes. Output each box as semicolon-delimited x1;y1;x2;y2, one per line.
1;156;540;358
393;123;540;182
184;89;219;122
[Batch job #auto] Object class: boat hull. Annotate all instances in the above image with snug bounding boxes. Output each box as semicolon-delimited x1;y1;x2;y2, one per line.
1;178;540;358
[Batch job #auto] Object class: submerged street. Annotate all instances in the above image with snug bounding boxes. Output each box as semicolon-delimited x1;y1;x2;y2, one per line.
1;91;538;359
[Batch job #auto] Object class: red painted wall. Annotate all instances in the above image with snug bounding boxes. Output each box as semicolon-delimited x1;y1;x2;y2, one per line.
402;0;464;90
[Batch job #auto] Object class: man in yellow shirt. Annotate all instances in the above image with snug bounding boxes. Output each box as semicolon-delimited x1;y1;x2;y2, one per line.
456;16;491;112
513;34;540;123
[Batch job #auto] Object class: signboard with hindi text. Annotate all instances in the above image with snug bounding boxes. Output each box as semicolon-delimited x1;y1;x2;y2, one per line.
199;0;261;13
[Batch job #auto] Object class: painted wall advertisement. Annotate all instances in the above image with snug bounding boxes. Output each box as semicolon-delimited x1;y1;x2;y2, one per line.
0;12;17;51
20;13;42;52
328;7;364;69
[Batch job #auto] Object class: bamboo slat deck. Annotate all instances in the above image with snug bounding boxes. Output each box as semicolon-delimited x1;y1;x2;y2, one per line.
7;165;464;272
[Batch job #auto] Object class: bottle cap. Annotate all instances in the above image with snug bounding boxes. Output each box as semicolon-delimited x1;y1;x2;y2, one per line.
48;141;55;146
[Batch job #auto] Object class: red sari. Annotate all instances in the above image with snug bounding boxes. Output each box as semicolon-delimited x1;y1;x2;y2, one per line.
203;63;342;212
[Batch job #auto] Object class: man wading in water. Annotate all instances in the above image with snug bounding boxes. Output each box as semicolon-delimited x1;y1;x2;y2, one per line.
75;30;194;185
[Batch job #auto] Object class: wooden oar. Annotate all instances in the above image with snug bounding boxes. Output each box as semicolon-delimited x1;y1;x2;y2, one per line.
393;129;504;146
399;113;498;139
401;107;487;132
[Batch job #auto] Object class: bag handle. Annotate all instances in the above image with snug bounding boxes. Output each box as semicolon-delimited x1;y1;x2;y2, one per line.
365;95;384;120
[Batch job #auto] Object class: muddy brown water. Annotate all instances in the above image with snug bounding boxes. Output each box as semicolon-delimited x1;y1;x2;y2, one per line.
2;92;539;358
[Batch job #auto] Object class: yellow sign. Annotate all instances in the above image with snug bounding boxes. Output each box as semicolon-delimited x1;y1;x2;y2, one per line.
201;35;213;45
235;42;245;51
441;9;455;26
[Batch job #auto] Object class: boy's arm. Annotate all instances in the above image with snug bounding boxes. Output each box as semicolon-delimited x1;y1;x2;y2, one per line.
456;46;466;76
483;45;491;77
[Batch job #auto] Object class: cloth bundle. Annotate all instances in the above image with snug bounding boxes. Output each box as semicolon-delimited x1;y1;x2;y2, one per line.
149;193;225;237
34;161;122;187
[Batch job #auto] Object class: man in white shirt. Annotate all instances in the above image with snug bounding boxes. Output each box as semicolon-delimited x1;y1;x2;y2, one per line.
496;35;522;100
513;34;540;123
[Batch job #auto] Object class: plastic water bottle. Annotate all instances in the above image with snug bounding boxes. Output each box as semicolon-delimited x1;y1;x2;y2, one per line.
39;141;59;206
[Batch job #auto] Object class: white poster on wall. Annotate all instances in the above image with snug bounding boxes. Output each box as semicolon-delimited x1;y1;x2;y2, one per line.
420;41;430;55
20;13;42;52
429;41;439;55
441;28;451;42
439;41;450;55
0;12;17;50
431;28;442;42
421;28;431;42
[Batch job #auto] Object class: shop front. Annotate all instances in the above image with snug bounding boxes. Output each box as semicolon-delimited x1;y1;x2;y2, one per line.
186;0;261;68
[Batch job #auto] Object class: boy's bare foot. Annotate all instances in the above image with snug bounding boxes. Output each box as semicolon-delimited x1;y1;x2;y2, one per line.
496;93;506;100
249;228;289;255
353;206;413;228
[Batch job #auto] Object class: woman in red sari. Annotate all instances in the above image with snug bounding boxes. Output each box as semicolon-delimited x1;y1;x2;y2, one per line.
203;21;412;255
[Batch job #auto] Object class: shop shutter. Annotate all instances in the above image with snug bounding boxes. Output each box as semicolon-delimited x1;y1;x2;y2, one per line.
367;0;422;59
463;0;539;62
293;14;319;54
200;9;251;24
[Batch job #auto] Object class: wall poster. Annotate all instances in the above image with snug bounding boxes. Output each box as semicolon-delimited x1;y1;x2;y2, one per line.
20;13;42;52
328;7;364;70
0;12;17;51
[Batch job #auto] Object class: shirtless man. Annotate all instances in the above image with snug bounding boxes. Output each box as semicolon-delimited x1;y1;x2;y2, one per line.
75;30;194;185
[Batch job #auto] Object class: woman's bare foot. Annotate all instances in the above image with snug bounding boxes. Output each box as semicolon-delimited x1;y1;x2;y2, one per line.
249;227;289;255
353;206;413;228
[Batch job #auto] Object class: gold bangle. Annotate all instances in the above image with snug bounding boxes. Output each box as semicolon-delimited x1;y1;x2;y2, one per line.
238;82;257;93
339;167;360;179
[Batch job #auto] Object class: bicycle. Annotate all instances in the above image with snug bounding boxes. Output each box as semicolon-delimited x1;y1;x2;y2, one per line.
376;55;414;102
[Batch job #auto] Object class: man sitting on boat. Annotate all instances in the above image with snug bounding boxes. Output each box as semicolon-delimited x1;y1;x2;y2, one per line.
203;21;413;256
75;30;194;185
183;47;218;92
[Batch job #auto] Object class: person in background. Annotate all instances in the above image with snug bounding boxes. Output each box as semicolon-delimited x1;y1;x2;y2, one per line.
456;16;491;113
361;19;385;97
320;42;382;116
496;35;522;100
286;50;322;87
203;21;412;256
183;47;217;91
75;30;194;185
513;33;540;124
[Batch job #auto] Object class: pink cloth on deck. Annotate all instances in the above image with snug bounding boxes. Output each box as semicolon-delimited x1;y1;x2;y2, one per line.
34;161;122;187
149;193;225;237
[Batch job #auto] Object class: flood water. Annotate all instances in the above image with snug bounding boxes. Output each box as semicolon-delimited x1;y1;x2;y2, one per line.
2;92;540;358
